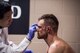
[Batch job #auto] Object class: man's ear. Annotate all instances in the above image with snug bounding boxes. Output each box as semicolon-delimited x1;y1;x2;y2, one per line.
46;26;51;33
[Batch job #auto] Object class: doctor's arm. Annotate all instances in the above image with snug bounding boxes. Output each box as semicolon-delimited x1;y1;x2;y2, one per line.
12;24;37;53
0;24;37;53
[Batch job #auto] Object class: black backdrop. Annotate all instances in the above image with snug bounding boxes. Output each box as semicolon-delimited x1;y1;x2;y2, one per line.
8;0;30;34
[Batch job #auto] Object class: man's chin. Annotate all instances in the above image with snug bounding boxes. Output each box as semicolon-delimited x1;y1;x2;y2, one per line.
37;36;43;39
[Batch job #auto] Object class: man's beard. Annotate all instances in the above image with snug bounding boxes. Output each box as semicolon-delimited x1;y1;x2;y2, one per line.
37;32;48;39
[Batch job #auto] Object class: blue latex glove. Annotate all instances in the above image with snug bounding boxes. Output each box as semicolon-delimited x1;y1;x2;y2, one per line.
24;49;33;53
27;24;37;41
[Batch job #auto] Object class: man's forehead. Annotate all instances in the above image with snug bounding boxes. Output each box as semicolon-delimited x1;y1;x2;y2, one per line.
38;19;45;26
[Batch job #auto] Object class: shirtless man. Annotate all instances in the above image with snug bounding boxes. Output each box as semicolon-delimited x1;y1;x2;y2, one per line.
36;14;75;53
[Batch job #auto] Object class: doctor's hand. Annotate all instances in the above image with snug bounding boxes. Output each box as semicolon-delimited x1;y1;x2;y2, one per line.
26;24;37;41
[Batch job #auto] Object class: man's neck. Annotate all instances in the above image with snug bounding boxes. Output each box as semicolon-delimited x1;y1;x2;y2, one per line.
44;33;58;47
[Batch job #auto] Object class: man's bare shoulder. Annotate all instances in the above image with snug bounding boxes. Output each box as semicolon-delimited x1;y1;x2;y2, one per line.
48;40;65;53
48;39;75;53
59;39;75;53
63;43;75;53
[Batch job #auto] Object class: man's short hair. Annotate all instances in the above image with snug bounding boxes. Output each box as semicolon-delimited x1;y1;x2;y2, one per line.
38;14;59;32
0;2;11;19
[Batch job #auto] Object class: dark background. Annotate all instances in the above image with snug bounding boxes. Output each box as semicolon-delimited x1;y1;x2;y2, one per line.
8;0;30;34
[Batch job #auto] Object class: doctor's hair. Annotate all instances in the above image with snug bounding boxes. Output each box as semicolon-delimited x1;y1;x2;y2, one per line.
0;2;11;19
38;14;59;32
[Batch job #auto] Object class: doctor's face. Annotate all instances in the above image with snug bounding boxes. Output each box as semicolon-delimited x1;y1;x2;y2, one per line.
0;10;12;27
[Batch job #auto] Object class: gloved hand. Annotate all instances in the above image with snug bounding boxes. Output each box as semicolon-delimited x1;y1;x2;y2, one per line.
24;49;33;53
27;24;37;41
